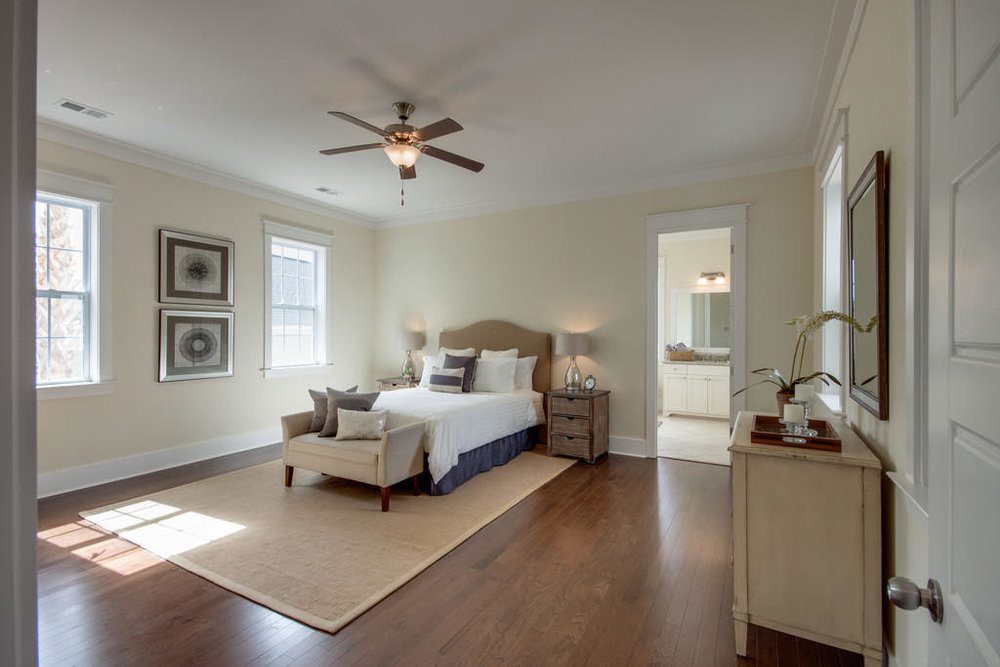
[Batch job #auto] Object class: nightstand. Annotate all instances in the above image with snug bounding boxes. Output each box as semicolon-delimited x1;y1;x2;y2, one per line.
546;388;609;463
377;376;418;391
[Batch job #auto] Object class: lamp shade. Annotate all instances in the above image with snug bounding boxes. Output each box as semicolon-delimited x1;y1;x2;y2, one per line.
396;330;425;351
555;332;590;356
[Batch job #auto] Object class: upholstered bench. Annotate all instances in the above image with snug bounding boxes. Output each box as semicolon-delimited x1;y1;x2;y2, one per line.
280;411;425;511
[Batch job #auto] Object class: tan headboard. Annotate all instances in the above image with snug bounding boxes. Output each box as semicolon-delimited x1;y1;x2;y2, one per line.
438;320;552;392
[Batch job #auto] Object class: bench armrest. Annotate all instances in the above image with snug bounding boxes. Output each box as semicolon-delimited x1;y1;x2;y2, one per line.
377;422;426;487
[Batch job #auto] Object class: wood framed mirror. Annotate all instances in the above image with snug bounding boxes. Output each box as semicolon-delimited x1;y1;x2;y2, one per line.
846;150;889;419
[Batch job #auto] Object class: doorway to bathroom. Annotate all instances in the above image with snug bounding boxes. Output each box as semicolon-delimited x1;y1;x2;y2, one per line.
645;206;747;464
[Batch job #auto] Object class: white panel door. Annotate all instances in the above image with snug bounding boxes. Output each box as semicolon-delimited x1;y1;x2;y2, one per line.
927;1;1000;663
708;377;730;417
664;374;687;413
686;376;709;414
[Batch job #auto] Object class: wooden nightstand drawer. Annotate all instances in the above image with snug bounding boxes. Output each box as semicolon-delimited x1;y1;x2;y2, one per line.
546;388;609;464
550;434;590;458
551;395;591;417
551;414;590;437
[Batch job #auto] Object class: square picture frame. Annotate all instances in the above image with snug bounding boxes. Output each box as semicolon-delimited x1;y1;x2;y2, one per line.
159;309;234;382
159;229;234;306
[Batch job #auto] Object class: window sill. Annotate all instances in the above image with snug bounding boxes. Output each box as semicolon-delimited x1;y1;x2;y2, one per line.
37;380;115;401
263;364;333;379
817;392;844;415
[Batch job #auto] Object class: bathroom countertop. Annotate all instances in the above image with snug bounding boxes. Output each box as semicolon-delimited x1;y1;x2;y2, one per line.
660;359;731;367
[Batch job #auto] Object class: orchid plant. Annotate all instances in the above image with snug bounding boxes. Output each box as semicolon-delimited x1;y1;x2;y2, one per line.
733;310;878;397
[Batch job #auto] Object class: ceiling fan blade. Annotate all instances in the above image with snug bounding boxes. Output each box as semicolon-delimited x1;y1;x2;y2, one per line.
319;143;384;155
327;111;390;138
400;165;417;180
420;145;484;173
413;118;463;142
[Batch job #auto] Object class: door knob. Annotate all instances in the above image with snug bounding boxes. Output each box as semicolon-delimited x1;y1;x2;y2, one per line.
886;576;943;623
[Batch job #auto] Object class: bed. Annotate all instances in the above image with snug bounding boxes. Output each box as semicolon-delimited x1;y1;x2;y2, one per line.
372;320;552;494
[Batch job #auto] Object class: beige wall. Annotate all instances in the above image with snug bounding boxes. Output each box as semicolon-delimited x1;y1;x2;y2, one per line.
659;235;731;352
813;1;929;664
374;167;814;443
36;140;376;474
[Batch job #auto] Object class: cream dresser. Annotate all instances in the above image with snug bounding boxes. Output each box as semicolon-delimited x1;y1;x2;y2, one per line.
728;411;882;666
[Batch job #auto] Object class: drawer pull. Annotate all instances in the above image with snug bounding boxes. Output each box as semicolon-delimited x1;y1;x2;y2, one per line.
566;417;574;421
566;436;574;440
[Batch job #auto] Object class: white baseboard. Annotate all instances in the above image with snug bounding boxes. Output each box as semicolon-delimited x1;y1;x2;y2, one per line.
37;427;281;498
609;435;649;458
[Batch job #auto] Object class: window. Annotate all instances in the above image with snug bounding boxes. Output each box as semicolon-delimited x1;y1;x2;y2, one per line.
263;220;330;374
820;143;845;410
35;192;98;386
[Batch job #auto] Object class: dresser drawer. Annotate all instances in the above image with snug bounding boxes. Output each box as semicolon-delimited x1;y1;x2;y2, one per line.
551;395;591;417
551;414;590;437
550;434;591;458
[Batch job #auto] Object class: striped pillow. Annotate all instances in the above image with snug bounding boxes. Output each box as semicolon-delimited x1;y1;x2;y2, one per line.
428;366;466;393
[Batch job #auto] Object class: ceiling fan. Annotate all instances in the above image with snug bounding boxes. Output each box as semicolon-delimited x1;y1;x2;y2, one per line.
320;101;485;187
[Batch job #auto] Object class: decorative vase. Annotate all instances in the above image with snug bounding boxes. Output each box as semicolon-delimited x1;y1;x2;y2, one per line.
776;390;794;416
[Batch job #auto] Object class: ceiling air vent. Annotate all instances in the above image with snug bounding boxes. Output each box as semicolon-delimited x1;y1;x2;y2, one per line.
54;98;112;119
314;187;341;196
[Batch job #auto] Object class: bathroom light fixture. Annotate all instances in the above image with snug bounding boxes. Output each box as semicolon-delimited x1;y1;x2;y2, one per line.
698;271;726;285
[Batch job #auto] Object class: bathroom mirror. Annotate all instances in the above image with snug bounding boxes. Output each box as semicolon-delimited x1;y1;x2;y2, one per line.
671;289;731;349
847;150;888;420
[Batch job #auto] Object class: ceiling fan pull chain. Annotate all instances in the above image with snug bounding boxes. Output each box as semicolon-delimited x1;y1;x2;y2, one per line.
400;181;405;207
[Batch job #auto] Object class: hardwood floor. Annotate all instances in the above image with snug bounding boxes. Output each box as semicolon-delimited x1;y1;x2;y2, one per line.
37;448;862;666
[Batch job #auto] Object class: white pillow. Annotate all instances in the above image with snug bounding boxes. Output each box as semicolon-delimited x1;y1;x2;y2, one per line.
419;354;442;387
514;355;538;390
334;409;388;440
481;348;518;359
473;357;517;393
440;347;476;358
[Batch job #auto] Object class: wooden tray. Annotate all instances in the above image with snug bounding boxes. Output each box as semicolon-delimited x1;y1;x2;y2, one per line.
667;349;696;361
750;414;842;452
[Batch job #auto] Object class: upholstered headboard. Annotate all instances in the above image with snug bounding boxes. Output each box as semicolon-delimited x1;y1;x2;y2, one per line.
438;320;552;392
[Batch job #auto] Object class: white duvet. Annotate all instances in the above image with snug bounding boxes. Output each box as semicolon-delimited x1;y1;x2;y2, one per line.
372;388;546;482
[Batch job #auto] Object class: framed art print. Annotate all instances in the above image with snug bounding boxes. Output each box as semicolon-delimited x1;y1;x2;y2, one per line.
159;310;234;382
159;229;234;306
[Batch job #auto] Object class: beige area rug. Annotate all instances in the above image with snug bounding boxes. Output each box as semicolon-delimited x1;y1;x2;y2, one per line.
80;451;574;633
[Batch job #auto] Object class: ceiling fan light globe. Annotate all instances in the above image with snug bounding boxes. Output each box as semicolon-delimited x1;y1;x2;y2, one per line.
383;144;421;168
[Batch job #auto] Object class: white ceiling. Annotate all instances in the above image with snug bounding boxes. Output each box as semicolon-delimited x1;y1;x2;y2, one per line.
37;0;856;227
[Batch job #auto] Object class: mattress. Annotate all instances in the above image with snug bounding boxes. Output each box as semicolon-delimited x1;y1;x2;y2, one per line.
372;387;546;482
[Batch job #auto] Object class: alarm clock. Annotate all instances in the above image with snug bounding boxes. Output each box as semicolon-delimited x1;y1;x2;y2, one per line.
583;374;597;391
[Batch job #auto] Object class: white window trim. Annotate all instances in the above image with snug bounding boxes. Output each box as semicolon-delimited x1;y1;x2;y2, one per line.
35;170;115;400
262;218;332;378
816;110;848;415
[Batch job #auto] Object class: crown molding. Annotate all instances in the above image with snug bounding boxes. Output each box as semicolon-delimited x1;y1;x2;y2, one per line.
36;119;379;229
808;0;868;163
376;152;812;229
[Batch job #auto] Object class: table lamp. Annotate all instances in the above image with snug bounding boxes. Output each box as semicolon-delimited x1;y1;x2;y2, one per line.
555;332;590;392
396;330;425;380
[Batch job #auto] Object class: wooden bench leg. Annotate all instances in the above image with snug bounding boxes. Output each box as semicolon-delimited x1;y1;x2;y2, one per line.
381;486;390;512
284;465;294;487
411;475;420;496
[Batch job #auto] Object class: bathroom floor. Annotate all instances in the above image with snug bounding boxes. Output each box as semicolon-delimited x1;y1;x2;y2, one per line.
657;414;731;466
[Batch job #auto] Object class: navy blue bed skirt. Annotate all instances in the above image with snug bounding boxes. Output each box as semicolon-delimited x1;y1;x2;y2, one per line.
420;426;541;495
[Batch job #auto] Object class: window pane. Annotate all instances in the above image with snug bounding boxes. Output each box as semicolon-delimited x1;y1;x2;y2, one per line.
48;204;85;250
50;296;84;338
35;202;47;246
270;253;282;303
299;278;314;306
36;297;49;337
35;248;48;290
48;249;85;291
282;255;298;277
282;274;299;306
36;339;50;384
49;337;85;382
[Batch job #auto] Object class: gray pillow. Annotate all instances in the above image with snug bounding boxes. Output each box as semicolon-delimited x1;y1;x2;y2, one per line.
308;385;358;432
443;353;477;392
318;388;380;437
